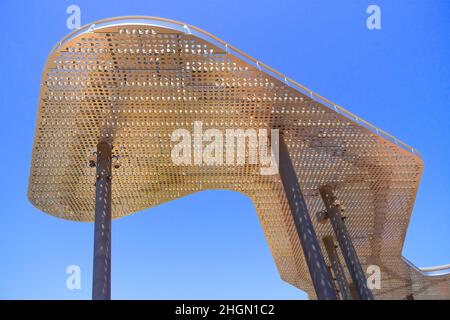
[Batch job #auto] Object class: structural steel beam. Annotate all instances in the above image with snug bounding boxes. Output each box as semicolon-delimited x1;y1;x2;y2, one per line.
323;236;353;300
319;185;374;300
278;135;337;300
92;141;112;300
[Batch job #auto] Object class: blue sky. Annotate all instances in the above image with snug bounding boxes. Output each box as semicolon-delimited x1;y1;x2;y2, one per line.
0;0;449;299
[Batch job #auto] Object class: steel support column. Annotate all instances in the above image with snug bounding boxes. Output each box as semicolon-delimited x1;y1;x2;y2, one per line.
319;185;374;300
92;141;112;300
277;134;337;300
323;236;353;300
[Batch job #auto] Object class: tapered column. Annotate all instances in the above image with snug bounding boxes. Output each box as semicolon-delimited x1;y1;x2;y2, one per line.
323;236;353;300
92;141;112;300
319;185;374;300
277;134;337;300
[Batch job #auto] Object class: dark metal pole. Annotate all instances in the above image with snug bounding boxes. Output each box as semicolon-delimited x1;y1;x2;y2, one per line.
323;236;353;300
277;134;337;300
92;141;112;300
319;185;374;300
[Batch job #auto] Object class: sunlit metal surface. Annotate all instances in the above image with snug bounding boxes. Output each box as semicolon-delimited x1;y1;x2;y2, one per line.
28;16;450;299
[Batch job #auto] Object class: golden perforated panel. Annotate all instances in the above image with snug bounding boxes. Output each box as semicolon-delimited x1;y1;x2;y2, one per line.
28;16;450;299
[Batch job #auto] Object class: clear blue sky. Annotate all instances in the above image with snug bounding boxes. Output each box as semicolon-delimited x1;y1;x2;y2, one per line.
0;0;449;299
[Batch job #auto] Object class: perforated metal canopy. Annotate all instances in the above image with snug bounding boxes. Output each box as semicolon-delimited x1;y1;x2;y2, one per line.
28;16;450;299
